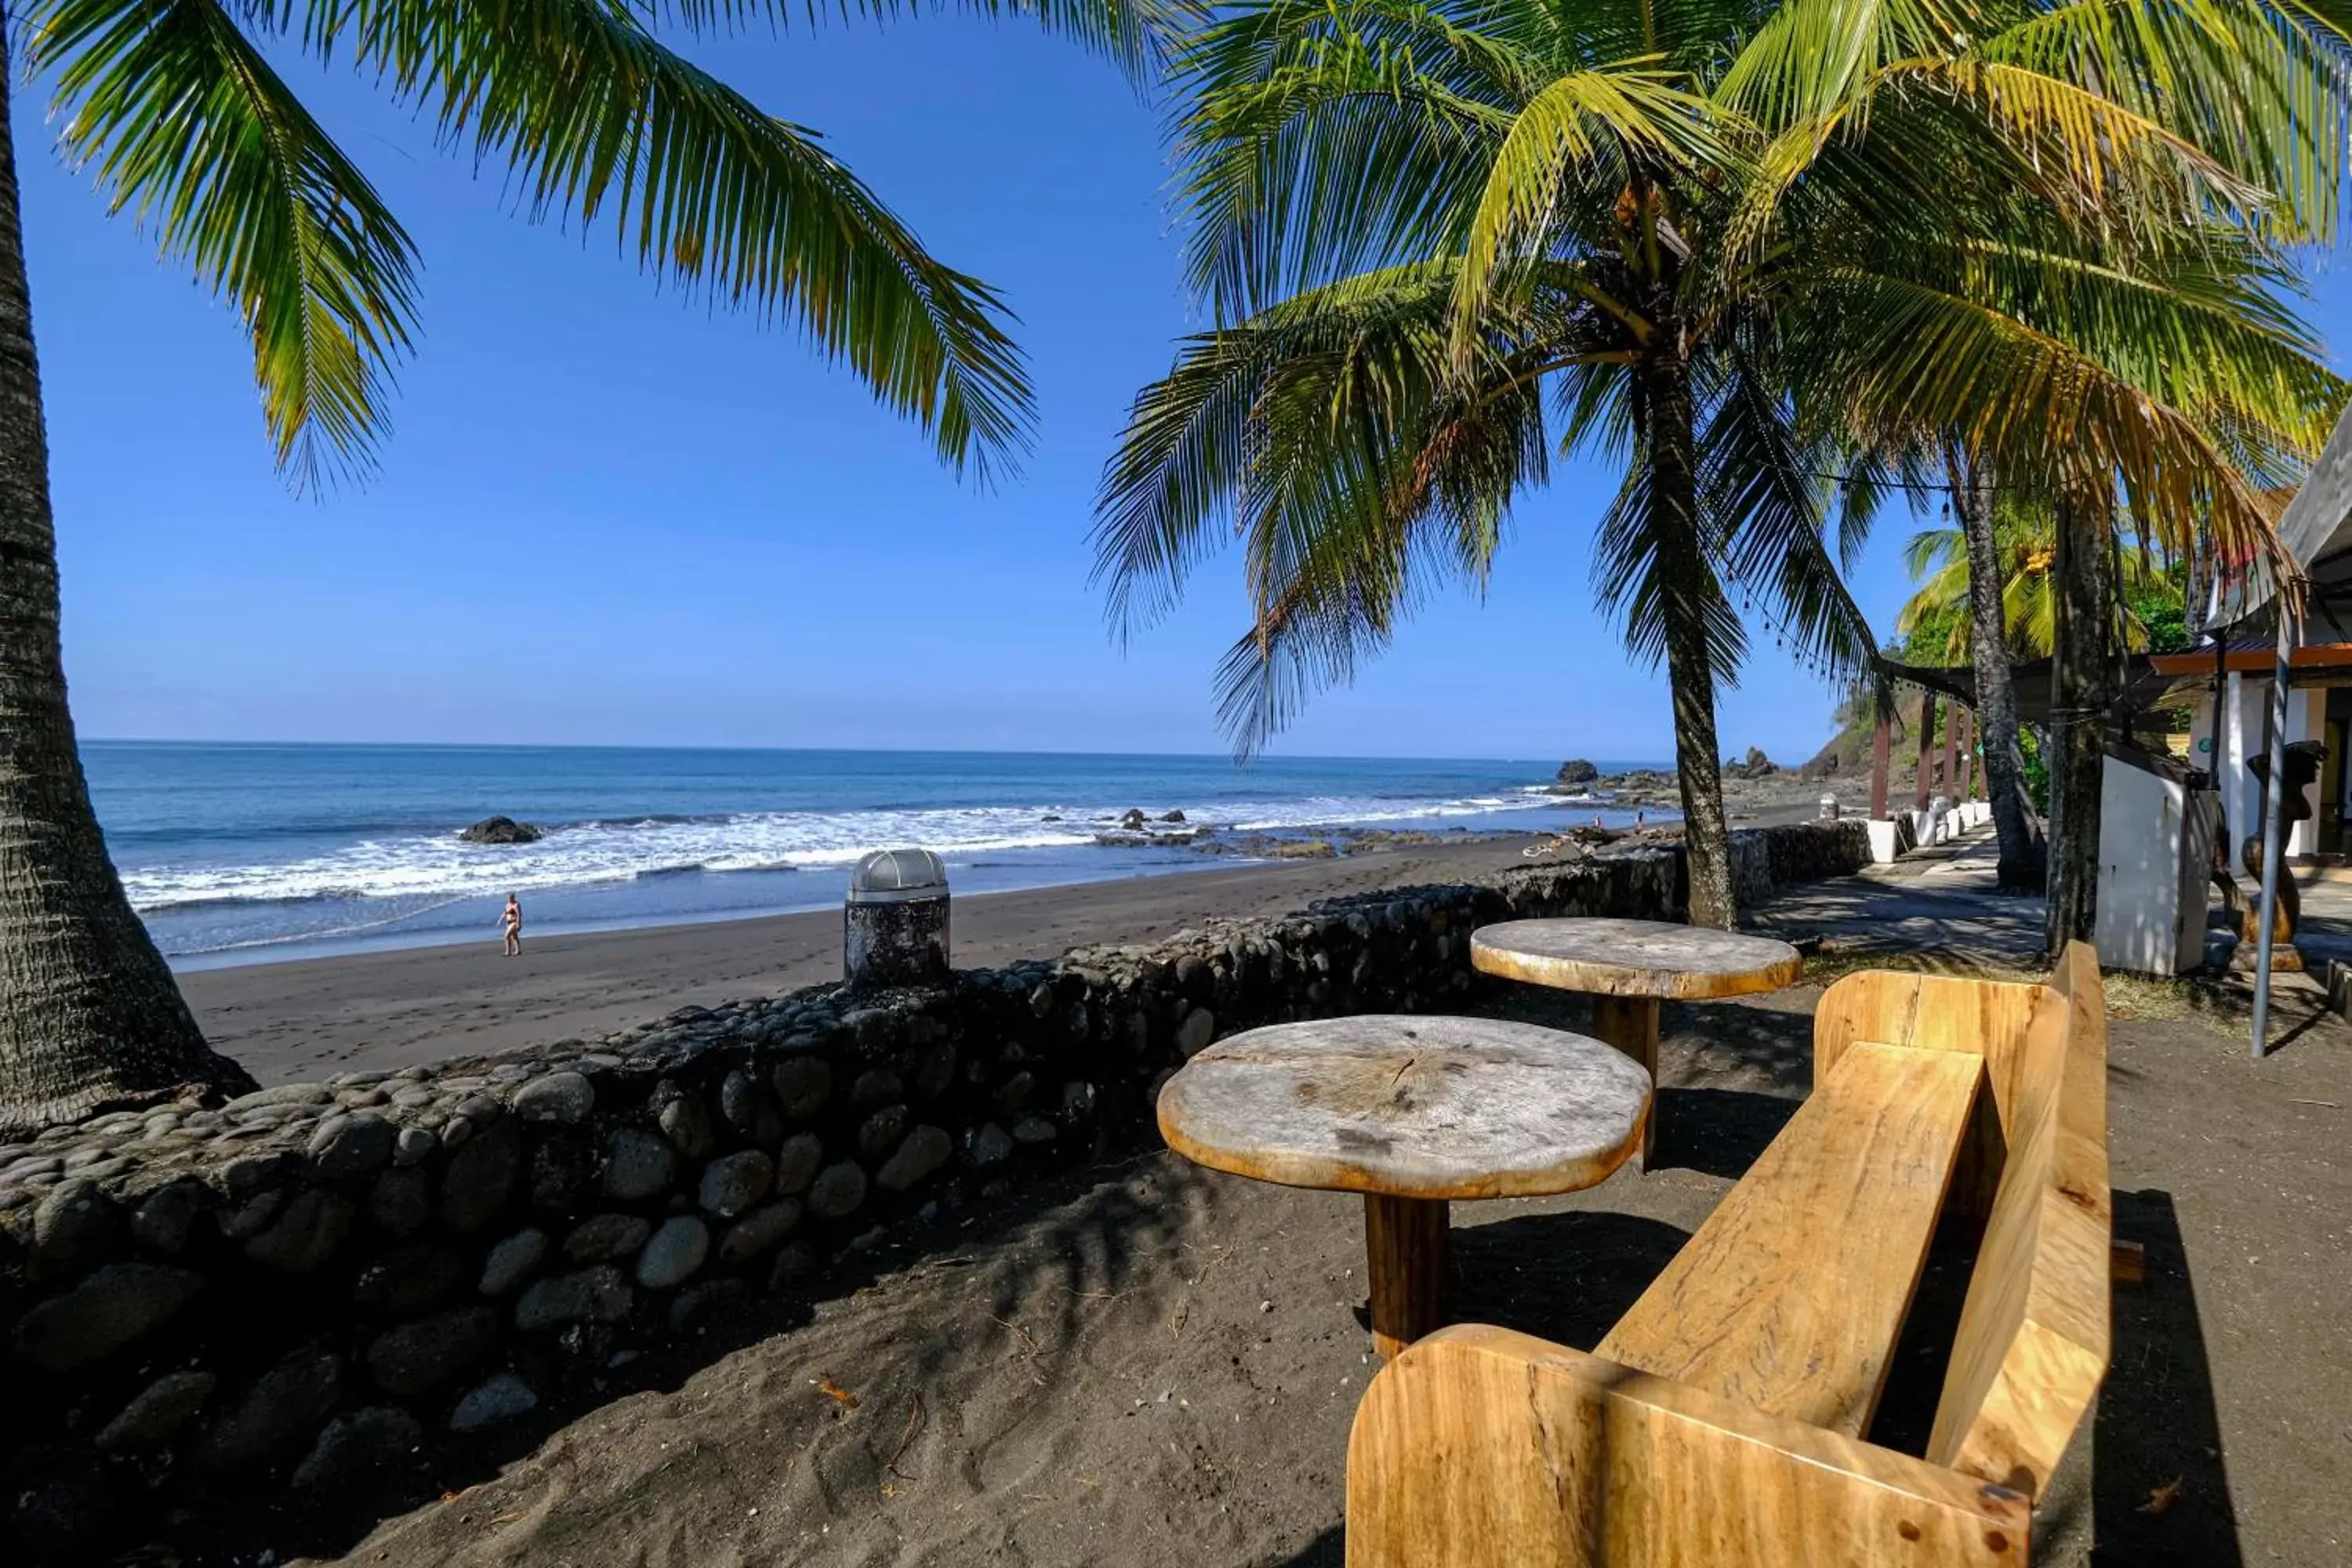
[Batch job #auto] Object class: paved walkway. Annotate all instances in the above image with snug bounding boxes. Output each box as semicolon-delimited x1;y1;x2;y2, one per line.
1751;825;2049;969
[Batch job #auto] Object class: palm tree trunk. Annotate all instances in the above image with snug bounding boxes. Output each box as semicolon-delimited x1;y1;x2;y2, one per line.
2044;490;2111;953
1953;458;2045;890
1642;350;1737;929
0;46;254;1133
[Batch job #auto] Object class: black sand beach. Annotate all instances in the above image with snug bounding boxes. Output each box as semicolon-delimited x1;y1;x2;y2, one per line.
181;835;1559;1084
181;779;1860;1086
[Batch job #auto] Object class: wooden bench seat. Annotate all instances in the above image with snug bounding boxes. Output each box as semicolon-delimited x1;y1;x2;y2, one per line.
1596;1040;1980;1436
1344;942;2113;1566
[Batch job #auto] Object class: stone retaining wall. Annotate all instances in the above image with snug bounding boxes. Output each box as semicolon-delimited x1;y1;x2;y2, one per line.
0;822;1865;1560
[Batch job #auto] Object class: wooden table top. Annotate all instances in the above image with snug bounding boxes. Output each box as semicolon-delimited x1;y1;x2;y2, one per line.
1156;1014;1650;1201
1471;917;1803;1000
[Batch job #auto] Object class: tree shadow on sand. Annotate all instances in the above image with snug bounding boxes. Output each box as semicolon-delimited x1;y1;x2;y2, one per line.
2081;1189;2246;1566
1449;1210;1694;1351
158;1150;1221;1565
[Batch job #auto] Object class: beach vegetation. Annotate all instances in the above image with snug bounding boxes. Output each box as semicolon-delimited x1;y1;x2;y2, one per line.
1094;0;2350;931
1899;505;2187;662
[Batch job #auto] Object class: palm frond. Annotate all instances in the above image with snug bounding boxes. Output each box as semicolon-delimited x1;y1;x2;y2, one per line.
1798;267;2304;571
36;0;420;488
1591;434;1750;681
1453;64;1722;345
308;0;1034;480
1170;0;1528;318
1094;263;1479;637
1700;350;1878;680
1980;0;2352;241
647;0;1203;87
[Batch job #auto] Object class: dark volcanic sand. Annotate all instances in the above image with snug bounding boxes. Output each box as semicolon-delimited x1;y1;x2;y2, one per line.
186;793;1849;1088
187;971;2347;1568
181;837;1560;1085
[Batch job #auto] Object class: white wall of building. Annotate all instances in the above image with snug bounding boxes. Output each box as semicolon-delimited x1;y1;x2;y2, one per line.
2187;676;2326;860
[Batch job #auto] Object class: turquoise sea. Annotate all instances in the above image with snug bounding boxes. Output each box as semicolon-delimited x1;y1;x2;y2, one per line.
85;742;1668;967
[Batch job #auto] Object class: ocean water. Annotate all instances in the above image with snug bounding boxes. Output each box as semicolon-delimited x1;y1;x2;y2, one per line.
84;742;1669;967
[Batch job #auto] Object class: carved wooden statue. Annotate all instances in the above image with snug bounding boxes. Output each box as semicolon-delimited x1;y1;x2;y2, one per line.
2235;739;2328;972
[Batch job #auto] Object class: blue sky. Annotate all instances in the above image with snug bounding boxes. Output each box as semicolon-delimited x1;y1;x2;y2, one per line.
24;15;2352;765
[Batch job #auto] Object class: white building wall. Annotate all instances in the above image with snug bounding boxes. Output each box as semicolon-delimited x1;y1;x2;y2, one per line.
2225;673;2251;851
2188;673;2326;859
2288;685;2326;856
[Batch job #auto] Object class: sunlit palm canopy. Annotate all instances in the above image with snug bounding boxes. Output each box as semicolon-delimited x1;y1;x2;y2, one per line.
1897;511;2180;660
1099;0;2352;752
25;0;1198;488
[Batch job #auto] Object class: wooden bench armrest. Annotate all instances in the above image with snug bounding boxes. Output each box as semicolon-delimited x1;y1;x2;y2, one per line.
1346;1325;2031;1568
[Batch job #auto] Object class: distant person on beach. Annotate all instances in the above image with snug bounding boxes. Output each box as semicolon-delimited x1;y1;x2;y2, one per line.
499;895;523;957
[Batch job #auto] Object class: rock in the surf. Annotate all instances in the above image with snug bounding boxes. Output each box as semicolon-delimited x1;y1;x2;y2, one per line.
458;816;544;844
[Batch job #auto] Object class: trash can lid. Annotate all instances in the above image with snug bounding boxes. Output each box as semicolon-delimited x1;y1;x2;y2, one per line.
848;848;948;901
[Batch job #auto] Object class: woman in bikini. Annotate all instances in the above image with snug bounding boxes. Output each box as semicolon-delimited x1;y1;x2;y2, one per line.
499;895;523;956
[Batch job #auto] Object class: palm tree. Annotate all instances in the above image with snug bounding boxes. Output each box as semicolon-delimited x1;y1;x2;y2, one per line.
0;0;1185;1133
1095;0;2347;931
1946;456;2049;889
1900;483;2187;891
1900;505;2179;660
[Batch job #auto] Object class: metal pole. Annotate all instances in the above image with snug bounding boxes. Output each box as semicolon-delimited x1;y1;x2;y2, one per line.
2252;609;2293;1058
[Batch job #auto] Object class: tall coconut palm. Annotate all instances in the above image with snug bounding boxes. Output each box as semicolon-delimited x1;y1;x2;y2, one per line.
1945;456;2050;889
0;0;1188;1134
1095;0;2348;931
1900;481;2187;891
1899;505;2179;660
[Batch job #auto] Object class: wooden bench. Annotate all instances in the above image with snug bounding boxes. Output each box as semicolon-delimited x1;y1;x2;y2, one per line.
1344;942;2112;1566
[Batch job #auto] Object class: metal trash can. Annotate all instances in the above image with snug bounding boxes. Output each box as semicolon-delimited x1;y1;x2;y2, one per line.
1817;793;1841;822
845;848;950;990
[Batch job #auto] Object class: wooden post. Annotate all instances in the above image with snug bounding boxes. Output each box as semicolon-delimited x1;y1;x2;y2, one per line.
1592;994;1662;1169
1914;692;1937;813
1956;709;1975;800
1870;690;1891;820
1364;1194;1449;1359
1940;704;1958;804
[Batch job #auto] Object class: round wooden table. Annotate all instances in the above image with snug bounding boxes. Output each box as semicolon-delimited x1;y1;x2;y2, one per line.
1156;1014;1650;1358
1470;917;1802;1167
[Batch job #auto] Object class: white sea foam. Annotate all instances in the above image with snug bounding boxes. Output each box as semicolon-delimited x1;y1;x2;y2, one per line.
121;790;1571;912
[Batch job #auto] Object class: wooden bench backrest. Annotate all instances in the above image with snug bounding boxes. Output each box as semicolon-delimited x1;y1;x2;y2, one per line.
1813;945;2111;1494
1925;942;2111;1494
1813;964;2045;1217
1813;967;2048;1129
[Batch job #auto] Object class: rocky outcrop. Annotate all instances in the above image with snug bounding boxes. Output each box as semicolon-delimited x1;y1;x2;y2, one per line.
457;816;545;845
1555;759;1599;786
